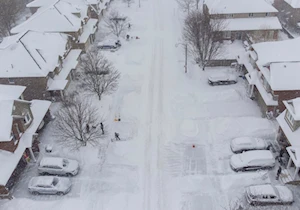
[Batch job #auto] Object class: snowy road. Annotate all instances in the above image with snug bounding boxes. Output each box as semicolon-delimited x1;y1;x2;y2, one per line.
2;0;300;209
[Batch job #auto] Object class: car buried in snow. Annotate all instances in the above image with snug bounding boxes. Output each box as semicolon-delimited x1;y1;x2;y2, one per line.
208;73;237;86
230;150;275;172
38;157;79;176
97;39;121;52
245;184;294;205
28;176;72;195
230;137;270;153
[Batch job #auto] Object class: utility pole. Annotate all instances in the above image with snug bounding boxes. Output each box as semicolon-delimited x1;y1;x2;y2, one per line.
176;43;188;73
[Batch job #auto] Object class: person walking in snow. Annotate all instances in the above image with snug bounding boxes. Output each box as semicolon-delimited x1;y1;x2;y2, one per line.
115;132;121;141
100;122;104;135
276;166;282;180
86;124;90;133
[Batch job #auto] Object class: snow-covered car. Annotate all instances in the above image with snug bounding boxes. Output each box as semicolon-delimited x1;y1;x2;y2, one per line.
38;157;79;176
28;176;72;195
208;73;237;86
230;150;275;172
97;39;121;51
245;184;293;205
230;137;270;153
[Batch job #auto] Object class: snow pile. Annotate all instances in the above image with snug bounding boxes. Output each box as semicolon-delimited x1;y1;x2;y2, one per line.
180;119;199;137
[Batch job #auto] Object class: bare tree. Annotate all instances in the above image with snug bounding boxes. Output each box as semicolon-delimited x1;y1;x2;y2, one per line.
176;0;194;14
104;11;129;37
183;10;225;70
80;47;120;100
0;0;24;36
123;0;134;7
54;97;106;150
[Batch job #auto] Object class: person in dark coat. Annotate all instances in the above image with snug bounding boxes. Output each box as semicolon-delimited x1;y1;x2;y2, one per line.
276;166;282;180
86;124;90;133
100;122;104;134
115;132;120;141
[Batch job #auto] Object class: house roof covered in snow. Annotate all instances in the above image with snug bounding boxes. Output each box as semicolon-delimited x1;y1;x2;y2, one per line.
27;0;99;8
251;38;300;67
265;62;300;91
0;99;51;186
0;31;68;78
284;0;300;8
286;146;300;167
11;0;88;34
0;85;26;100
205;0;278;14
218;17;282;31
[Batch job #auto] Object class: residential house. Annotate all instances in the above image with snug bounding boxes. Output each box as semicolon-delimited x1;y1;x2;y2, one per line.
274;0;300;27
26;0;104;19
11;0;99;51
240;38;300;117
204;0;282;43
276;98;300;183
0;85;51;197
0;30;82;100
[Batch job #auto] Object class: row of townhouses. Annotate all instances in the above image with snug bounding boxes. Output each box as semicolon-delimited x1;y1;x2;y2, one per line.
0;0;111;198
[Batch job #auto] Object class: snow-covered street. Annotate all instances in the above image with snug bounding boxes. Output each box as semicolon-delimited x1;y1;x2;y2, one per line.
2;0;300;209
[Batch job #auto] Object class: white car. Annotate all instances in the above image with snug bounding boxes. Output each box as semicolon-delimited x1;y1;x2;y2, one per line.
28;176;71;195
245;184;293;205
230;150;275;172
230;137;270;153
208;73;237;86
38;157;79;176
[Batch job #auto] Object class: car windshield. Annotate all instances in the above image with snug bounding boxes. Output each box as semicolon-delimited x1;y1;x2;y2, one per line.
52;177;59;186
63;159;69;167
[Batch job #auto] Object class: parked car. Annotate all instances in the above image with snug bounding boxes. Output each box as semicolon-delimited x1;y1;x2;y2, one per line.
245;184;293;205
230;137;270;153
28;176;71;195
230;150;275;172
208;73;237;86
97;39;121;51
38;157;79;176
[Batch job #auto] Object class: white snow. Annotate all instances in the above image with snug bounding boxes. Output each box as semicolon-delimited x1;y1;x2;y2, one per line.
79;19;98;43
47;80;68;91
0;0;294;209
0;85;26;100
218;17;282;31
54;49;82;80
11;1;88;34
0;31;68;78
206;0;278;14
180;119;199;137
216;40;244;60
286;146;300;167
285;0;300;8
252;37;300;66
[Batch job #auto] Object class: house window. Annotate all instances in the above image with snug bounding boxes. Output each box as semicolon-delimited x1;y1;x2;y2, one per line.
286;111;295;125
266;13;269;16
226;14;233;18
8;78;15;84
249;13;254;17
24;112;32;124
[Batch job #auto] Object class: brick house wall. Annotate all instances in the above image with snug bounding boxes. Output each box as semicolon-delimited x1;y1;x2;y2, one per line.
210;12;277;19
275;90;300;112
0;77;50;100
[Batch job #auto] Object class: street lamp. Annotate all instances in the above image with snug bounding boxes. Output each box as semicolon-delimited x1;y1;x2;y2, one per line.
175;43;188;73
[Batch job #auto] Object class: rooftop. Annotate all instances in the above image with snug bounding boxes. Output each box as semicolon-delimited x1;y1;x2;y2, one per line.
206;0;278;14
0;85;26;100
283;98;300;120
218;17;282;31
284;0;300;9
11;0;88;34
0;31;68;78
277;111;300;147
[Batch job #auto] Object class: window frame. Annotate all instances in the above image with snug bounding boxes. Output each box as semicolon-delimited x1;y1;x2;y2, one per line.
24;112;32;124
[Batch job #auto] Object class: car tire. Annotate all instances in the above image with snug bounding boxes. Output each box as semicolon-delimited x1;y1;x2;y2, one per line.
57;192;64;196
32;191;39;195
42;172;50;176
66;173;73;177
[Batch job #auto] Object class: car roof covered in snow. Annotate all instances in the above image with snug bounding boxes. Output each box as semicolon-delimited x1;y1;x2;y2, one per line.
248;184;276;196
98;39;119;46
205;0;278;14
241;150;273;160
40;157;64;167
30;176;55;187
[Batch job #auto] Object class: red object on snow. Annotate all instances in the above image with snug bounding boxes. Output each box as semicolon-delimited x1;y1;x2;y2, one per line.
136;36;140;39
192;145;195;148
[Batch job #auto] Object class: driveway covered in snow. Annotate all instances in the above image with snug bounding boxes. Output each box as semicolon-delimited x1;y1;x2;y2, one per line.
1;0;299;209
